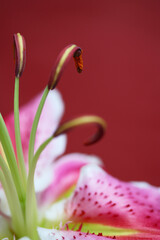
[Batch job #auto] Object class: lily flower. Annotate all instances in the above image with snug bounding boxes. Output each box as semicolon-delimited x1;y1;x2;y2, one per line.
0;33;105;239
0;33;160;240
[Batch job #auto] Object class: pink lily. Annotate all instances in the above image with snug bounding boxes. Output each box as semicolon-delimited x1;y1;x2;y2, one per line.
38;164;160;239
0;33;105;239
0;33;160;240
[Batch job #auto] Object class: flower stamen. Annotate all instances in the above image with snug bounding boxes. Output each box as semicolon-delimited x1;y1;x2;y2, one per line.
28;86;49;166
13;33;27;187
0;114;25;200
29;45;83;164
53;115;106;145
0;155;25;237
48;44;83;90
0;142;8;167
13;33;26;77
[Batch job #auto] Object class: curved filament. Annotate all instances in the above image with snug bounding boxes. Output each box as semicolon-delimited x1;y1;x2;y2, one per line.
53;115;106;145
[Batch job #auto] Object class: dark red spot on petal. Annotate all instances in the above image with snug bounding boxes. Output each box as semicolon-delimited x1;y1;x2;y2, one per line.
107;200;112;205
128;209;133;212
119;193;124;197
125;204;130;208
79;210;85;217
98;233;103;236
111;203;116;207
113;214;119;217
73;209;77;216
80;197;85;201
150;209;154;213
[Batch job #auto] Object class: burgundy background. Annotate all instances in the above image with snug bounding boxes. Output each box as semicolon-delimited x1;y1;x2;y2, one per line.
0;0;160;186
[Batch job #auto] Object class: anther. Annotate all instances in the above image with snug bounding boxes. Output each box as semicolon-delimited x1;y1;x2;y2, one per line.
13;33;26;77
48;44;83;90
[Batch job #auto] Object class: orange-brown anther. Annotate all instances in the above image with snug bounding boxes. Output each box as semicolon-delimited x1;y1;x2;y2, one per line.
74;49;83;73
48;45;83;90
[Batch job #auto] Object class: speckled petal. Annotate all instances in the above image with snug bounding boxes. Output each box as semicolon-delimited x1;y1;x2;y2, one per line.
5;90;66;192
65;165;160;235
38;227;113;240
38;153;102;207
115;233;160;239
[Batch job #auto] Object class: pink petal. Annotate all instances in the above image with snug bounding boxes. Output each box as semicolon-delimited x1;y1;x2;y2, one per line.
65;165;160;235
5;90;66;192
38;153;102;206
38;227;113;240
116;233;160;239
38;227;160;240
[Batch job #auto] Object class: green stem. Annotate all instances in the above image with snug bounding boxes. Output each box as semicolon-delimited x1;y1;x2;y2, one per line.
26;136;52;239
28;86;49;167
0;156;26;237
25;184;38;240
14;76;27;188
0;114;25;201
30;136;53;180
